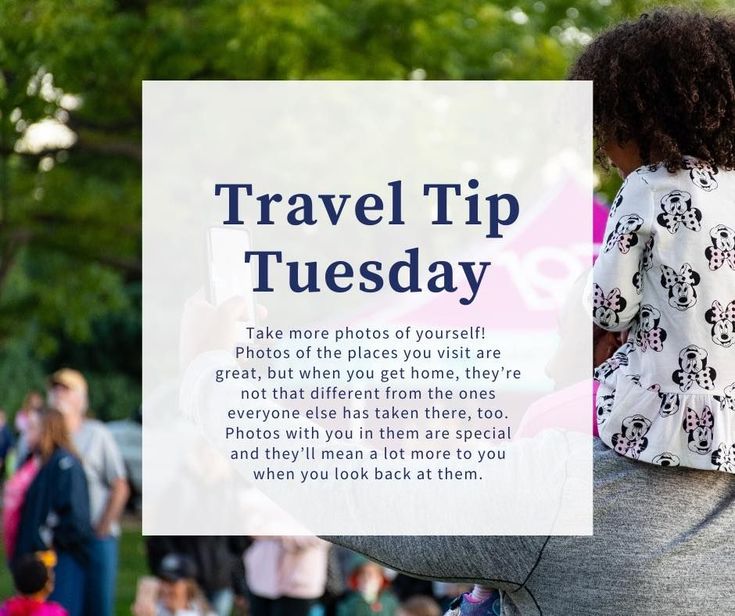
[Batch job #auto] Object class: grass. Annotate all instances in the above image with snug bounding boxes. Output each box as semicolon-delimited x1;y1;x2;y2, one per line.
0;516;148;616
115;518;149;616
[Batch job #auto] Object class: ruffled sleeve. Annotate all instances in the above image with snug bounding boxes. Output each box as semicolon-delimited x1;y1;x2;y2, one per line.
592;173;654;332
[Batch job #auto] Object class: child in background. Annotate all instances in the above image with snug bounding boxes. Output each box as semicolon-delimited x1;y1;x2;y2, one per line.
449;7;735;615
336;555;399;616
132;553;215;616
0;551;67;616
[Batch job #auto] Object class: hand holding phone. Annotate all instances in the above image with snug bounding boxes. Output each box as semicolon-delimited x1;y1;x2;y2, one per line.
207;226;257;326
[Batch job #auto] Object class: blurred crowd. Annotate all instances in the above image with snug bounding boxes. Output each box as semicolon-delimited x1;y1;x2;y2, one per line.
1;369;129;616
133;537;468;616
0;368;465;616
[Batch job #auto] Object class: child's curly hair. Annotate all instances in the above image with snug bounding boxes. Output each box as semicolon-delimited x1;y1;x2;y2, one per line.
570;9;735;171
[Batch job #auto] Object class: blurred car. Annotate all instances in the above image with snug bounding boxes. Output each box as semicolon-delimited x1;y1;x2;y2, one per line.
107;407;142;509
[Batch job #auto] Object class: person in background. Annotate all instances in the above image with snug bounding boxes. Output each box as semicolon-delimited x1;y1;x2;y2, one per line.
146;536;251;616
336;555;399;616
47;368;129;616
0;409;15;479
320;544;348;616
391;574;435;603
246;537;329;616
132;553;215;616
14;392;44;467
230;546;248;616
3;408;43;562
14;409;93;616
398;596;442;616
0;551;68;616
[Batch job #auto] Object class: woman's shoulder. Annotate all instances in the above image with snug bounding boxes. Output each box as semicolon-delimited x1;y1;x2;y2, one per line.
46;447;82;472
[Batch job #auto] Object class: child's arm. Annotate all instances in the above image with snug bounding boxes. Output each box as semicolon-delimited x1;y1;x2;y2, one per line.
594;325;626;366
592;173;654;332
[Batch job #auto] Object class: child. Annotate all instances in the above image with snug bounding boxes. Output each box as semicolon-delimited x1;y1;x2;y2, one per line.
336;555;399;616
574;8;735;473
132;553;215;616
0;551;67;616
448;7;735;615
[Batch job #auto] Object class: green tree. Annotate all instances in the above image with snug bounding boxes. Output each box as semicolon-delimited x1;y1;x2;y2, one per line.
0;0;732;417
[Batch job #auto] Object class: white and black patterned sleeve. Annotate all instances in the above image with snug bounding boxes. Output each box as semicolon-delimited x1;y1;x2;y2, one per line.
592;173;654;332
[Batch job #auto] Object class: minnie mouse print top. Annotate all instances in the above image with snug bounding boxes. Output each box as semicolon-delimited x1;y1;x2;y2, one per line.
593;156;735;474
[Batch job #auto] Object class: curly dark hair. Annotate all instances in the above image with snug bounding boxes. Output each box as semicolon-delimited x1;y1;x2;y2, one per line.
570;9;735;171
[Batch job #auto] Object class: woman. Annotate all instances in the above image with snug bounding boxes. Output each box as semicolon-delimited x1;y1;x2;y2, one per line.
14;409;93;616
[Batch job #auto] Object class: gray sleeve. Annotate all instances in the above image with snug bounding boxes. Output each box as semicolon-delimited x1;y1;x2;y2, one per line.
100;425;128;484
323;534;548;593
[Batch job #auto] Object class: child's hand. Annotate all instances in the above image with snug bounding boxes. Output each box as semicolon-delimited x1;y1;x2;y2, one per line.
594;325;627;367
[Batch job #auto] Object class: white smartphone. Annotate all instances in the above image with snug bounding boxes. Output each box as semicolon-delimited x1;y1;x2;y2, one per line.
207;226;257;326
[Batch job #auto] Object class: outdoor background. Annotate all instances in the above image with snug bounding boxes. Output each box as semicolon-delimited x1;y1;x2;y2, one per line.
0;0;732;613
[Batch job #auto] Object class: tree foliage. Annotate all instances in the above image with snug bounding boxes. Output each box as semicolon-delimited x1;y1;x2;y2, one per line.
0;0;731;418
